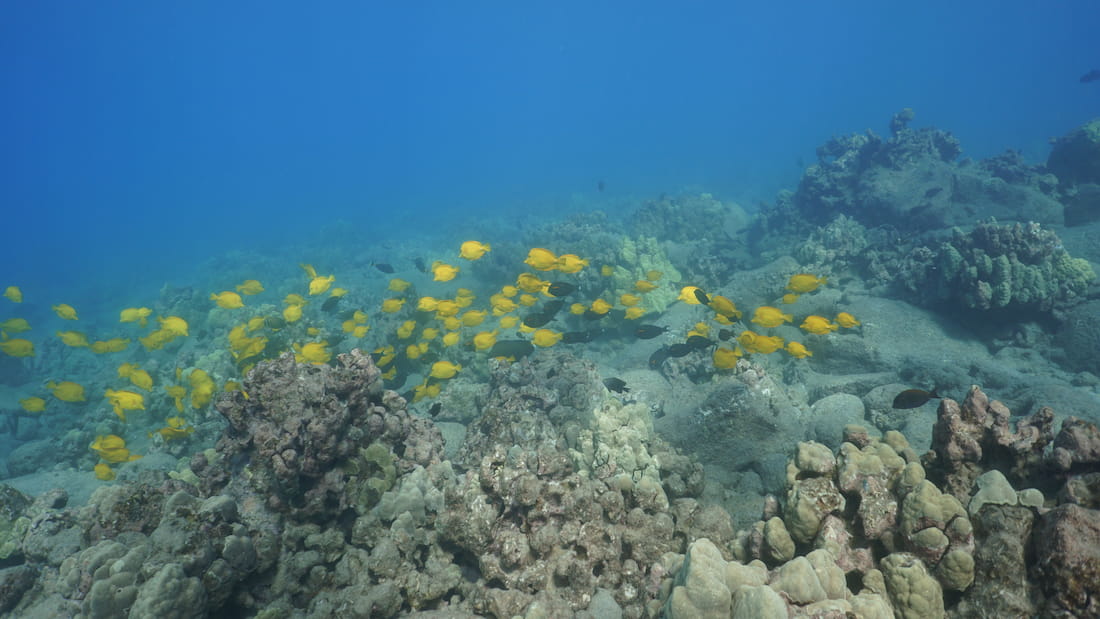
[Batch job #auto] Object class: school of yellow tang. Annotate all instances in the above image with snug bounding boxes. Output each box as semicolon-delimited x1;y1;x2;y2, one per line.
1;240;862;481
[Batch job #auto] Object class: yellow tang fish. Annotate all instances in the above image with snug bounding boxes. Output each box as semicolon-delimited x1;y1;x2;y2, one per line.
442;331;460;347
459;240;491;261
781;293;800;305
235;279;265;295
431;261;460;282
420;327;439;340
678;287;704;305
499;315;519;329
19;396;46;413
600;265;615;277
330;287;349;297
389;278;412;292
569;303;586;315
56;330;89;347
353;325;370;338
515;273;547;294
434;300;460;318
0;337;34;357
555;254;589;274
381;298;405;313
500;285;519;298
751;306;793;328
786;273;827;294
3;286;22;303
309;274;336;296
624;307;646;320
210;291;245;309
283;305;303;323
619;294;641;307
119;307;152;327
472;330;498;351
52;303;78;320
461;310;487;327
157;316;189;336
94;463;116;481
531;328;562;347
165;385;187;412
712;346;741;369
396;320;416;339
785;341;813;358
835;312;861;328
105;389;145;421
90;338;131;354
800;316;838;335
293;341;331;365
284;293;308;306
645;270;663;282
634;280;658;293
0;318;31;334
47;380;85;402
429;361;462;379
524;248;559;271
589;299;612;315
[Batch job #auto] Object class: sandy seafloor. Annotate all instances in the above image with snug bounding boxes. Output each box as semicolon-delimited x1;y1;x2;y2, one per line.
1;115;1100;617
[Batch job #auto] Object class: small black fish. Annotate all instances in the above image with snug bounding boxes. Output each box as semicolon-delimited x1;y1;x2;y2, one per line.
603;377;629;393
635;324;668;339
542;299;565;315
923;187;943;199
597;179;605;192
892;388;941;410
427;402;442;418
414;257;428;273
321;296;341;313
489;340;535;359
667;343;693;358
693;288;711;305
718;328;735;342
264;316;286;330
522;313;553;328
547;282;576;297
1080;69;1100;83
648;346;671;370
685;335;713;350
372;262;395;274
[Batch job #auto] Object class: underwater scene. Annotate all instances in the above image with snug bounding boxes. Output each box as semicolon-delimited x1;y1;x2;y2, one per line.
2;3;1100;618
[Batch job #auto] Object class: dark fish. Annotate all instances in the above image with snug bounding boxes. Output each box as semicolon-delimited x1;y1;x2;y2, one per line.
892;388;940;410
597;179;605;192
923;187;943;199
547;282;576;297
634;324;668;339
693;288;710;305
667;343;693;358
372;262;395;274
522;313;553;328
561;330;599;344
648;346;671;370
718;328;735;342
264;316;286;330
1080;69;1100;83
414;257;428;273
321;296;341;313
542;299;565;315
489;340;535;359
603;377;629;393
685;335;713;350
427;402;442;418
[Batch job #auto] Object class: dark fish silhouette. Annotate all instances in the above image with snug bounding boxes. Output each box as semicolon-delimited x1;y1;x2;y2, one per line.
634;324;668;339
562;330;598;344
489;340;535;359
892;388;940;409
649;346;671;370
547;282;576;297
522;313;553;328
693;288;710;305
597;180;605;192
372;262;395;274
923;187;943;199
666;343;693;358
542;299;565;315
414;257;429;273
603;377;629;393
1080;69;1100;83
685;335;713;350
264;316;286;330
427;402;442;417
321;296;341;313
718;328;735;342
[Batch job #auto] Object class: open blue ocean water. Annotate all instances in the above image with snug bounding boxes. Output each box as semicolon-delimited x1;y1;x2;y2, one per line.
1;2;1100;617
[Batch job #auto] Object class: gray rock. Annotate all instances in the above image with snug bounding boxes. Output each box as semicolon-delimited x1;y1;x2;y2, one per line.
811;393;866;449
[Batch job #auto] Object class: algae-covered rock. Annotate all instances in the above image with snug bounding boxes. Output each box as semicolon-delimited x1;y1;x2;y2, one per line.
0;485;32;561
968;469;1018;515
665;538;731;618
129;563;206;619
1048;118;1100;187
730;584;786;619
881;552;945;619
612;236;683;314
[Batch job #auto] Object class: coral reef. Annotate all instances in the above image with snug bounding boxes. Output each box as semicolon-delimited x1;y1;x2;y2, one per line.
1047;117;1100;187
899;220;1095;311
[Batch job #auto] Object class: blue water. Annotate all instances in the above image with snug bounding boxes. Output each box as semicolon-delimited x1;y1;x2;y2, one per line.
2;2;1097;299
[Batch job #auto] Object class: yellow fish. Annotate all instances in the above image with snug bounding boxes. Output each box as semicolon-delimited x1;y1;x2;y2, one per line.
421;327;439;340
524;248;559;271
165;384;187;412
472;330;498;351
781;293;800;305
787;274;827;294
90;434;142;463
139;330;175;351
47;380;85;402
785;341;813;358
418;296;440;312
500;285;519;298
90;338;131;354
189;369;216;409
431;261;460;282
619;294;640;307
405;343;423;359
247;316;266;332
461;310;488;327
157;316;189;336
600;265;615;277
750;306;793;328
283;305;303;323
531;328;562;347
442;331;461;347
459;240;491;260
555;254;589;274
516;273;547;294
309;274;336;296
235;279;265;295
590;299;613;315
210;291;245;309
0;318;31;334
105;389;145;421
119;307;152;327
678;287;705;305
396;320;416;339
569;303;586;315
353;310;369;323
708;295;741;319
150;416;195;441
443;316;461;331
284;293;308;306
94;463;116;481
388;278;412;292
382;298;406;313
489;294;518;314
624;307;646;320
429;361;462;379
19;396;46;413
518;294;538;307
434;300;460;318
353;325;370;338
499;315;519;329
737;331;784;354
634;280;658;293
0;336;34;357
835;312;861;328
712;346;741;369
330;287;349;297
293;341;331;365
52;303;78;320
645;270;663;282
3;286;22;303
118;363;154;390
55;330;89;347
800;315;838;335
